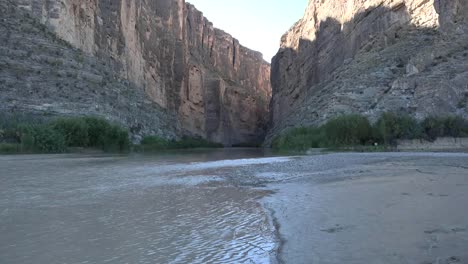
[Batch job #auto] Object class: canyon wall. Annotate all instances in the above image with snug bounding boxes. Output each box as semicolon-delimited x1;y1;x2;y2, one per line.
1;0;179;141
268;0;468;142
12;0;271;145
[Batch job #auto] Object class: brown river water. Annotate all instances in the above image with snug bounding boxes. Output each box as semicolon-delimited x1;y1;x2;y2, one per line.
0;149;285;264
1;150;468;264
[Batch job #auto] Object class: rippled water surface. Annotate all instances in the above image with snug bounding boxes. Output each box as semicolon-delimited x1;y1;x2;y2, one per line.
0;149;281;264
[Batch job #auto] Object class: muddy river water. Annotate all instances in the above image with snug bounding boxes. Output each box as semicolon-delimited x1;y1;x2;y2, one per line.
1;150;468;264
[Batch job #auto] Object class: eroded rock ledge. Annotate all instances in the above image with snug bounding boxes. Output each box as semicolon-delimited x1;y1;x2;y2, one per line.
12;0;271;146
267;0;468;142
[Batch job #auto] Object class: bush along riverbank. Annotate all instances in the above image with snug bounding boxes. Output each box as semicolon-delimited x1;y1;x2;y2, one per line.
271;113;468;152
0;115;224;154
0;116;130;154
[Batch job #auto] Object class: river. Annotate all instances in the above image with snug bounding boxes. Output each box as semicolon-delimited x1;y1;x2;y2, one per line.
1;150;468;264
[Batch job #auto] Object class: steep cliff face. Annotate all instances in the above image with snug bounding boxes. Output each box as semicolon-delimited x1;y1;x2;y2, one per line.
14;0;271;145
268;0;468;141
1;0;178;141
181;4;270;145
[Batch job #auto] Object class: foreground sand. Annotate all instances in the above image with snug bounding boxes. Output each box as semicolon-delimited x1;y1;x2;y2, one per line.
258;153;468;264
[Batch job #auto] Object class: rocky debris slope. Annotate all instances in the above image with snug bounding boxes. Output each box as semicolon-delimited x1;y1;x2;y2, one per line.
0;0;178;141
267;0;468;142
16;0;271;146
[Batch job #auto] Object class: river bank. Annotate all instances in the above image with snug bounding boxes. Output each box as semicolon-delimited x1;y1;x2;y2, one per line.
256;152;468;264
1;150;467;263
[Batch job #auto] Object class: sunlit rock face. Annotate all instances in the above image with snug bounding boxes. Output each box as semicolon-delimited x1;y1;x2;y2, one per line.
18;0;271;146
267;0;468;143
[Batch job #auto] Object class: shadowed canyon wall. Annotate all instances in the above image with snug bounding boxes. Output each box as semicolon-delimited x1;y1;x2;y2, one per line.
267;0;468;142
9;0;271;145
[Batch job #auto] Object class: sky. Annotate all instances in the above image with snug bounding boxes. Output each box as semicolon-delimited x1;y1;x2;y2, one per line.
187;0;308;62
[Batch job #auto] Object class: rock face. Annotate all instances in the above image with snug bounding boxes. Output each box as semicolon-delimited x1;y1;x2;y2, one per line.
181;4;270;145
268;0;468;142
9;0;271;145
0;0;178;141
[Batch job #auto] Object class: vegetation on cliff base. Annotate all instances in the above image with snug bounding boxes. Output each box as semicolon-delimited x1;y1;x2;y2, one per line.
272;113;468;152
0;114;223;154
0;116;129;153
374;112;423;145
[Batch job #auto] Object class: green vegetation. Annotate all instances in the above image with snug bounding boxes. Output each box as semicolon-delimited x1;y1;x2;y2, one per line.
374;112;422;145
421;116;468;141
0;116;129;154
21;124;67;153
0;114;223;154
138;136;223;151
3;112;466;155
55;117;130;152
272;113;468;152
0;143;22;154
324;114;373;146
271;127;327;152
271;114;375;152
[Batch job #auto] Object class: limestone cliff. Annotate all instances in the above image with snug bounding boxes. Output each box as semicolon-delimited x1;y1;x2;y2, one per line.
268;0;468;142
10;0;271;146
1;0;178;141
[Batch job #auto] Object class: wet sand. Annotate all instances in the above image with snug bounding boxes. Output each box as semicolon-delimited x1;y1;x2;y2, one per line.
257;153;468;264
1;151;467;263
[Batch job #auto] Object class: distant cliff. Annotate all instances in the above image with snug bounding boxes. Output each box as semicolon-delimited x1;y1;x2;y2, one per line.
267;0;468;142
8;0;271;145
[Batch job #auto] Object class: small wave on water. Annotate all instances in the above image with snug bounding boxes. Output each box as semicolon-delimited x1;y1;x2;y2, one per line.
0;152;281;264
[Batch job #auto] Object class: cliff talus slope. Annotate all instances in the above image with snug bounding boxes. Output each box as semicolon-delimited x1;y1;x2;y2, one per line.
268;0;468;142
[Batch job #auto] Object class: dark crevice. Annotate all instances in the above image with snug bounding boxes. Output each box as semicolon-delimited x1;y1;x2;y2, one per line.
232;39;237;67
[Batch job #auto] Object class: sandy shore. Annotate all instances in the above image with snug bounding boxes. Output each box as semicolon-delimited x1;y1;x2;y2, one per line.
254;153;468;264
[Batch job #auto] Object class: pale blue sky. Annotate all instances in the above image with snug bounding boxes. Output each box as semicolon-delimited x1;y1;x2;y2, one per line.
187;0;307;62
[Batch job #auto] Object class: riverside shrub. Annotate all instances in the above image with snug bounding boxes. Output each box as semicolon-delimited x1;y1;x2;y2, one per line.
14;124;67;153
0;116;129;153
421;115;468;141
51;117;89;147
421;116;446;141
30;125;67;152
102;124;130;152
375;113;422;145
441;116;468;138
271;127;326;151
324;114;372;146
272;113;468;151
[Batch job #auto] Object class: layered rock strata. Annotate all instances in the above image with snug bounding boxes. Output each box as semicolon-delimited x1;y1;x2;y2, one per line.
8;0;271;145
0;0;178;141
268;0;468;142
